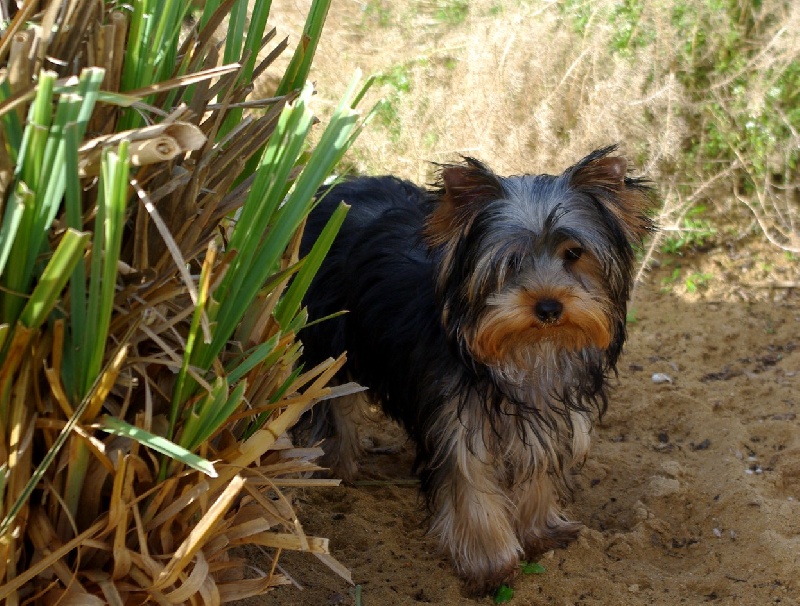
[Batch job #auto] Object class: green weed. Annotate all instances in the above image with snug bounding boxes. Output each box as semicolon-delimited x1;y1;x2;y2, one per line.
660;267;682;293
433;0;470;25
363;0;395;27
685;272;714;293
374;63;417;141
610;0;654;54
661;207;717;255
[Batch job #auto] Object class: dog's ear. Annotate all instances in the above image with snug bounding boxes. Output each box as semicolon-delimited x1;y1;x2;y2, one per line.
426;157;504;245
568;146;654;243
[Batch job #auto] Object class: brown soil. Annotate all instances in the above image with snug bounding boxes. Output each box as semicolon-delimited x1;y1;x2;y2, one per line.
250;238;799;606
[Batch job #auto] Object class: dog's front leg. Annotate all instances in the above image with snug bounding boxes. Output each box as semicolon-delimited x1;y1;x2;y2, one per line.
426;427;522;595
512;472;582;559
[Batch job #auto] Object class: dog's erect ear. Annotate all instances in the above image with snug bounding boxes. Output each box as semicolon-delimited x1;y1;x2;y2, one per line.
568;146;654;243
426;157;504;245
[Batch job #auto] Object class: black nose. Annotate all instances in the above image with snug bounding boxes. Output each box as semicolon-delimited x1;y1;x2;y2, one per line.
534;298;563;323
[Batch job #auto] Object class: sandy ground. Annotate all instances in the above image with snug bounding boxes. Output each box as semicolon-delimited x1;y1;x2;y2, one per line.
249;238;799;606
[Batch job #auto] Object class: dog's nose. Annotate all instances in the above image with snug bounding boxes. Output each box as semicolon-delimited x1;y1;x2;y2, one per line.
534;298;563;323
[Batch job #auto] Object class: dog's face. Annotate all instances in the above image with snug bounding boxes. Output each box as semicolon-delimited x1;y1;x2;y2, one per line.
425;147;653;372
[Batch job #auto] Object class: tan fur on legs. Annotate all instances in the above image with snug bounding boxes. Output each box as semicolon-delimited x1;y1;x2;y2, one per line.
427;402;523;595
318;391;368;483
512;411;590;557
512;472;582;559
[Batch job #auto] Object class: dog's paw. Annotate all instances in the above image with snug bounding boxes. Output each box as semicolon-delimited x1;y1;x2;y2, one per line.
461;558;520;597
522;520;582;560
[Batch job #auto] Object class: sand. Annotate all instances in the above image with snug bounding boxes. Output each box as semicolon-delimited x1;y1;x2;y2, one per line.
252;239;799;605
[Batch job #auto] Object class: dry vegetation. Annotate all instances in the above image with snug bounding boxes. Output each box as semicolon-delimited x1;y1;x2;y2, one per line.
0;0;370;603
297;0;799;255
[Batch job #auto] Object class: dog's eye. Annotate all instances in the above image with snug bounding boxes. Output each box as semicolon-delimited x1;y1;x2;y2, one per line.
505;254;522;272
564;247;583;261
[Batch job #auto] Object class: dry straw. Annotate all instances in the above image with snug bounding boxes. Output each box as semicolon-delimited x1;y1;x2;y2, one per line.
312;0;798;254
0;0;370;602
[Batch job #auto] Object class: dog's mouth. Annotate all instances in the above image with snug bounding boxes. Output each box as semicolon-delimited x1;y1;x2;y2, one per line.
467;292;614;366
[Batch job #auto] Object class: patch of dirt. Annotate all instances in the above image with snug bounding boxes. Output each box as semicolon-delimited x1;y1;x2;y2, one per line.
251;238;800;605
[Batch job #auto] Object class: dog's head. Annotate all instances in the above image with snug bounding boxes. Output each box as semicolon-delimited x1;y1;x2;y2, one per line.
425;146;655;374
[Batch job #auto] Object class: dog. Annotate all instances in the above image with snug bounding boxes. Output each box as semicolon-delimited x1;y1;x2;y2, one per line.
297;146;654;594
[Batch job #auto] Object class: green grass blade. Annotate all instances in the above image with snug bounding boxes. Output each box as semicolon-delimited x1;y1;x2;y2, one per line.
275;0;331;97
238;0;331;181
178;377;227;453
243;358;302;437
242;0;274;81
274;201;348;329
147;0;185;79
223;0;247;66
1;71;57;324
36;69;105;244
0;463;7;508
170;236;215;438
17;71;56;188
190;75;365;384
4;69;105;328
198;380;247;446
118;0;192;128
0;377;82;536
227;84;316;257
121;0;148;92
0;79;23;160
226;334;280;385
18;229;90;330
218;0;273;138
0;186;29;280
179;377;246;453
62;122;86;398
198;85;316;368
100;416;218;477
199;0;221;29
81;141;129;397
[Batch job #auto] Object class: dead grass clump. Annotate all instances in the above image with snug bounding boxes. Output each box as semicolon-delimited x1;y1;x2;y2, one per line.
0;0;368;602
307;0;798;251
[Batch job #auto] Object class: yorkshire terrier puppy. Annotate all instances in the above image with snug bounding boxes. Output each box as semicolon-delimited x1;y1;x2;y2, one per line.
298;146;654;594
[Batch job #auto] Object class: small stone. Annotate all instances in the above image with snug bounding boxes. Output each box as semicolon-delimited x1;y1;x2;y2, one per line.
652;373;673;384
660;461;684;478
649;476;681;497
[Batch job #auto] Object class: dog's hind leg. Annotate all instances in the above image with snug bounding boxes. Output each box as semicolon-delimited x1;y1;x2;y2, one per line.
301;388;367;483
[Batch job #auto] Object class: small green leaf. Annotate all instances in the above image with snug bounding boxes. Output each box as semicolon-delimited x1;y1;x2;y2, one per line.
494;584;514;603
18;229;90;329
521;561;546;575
99;416;218;478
